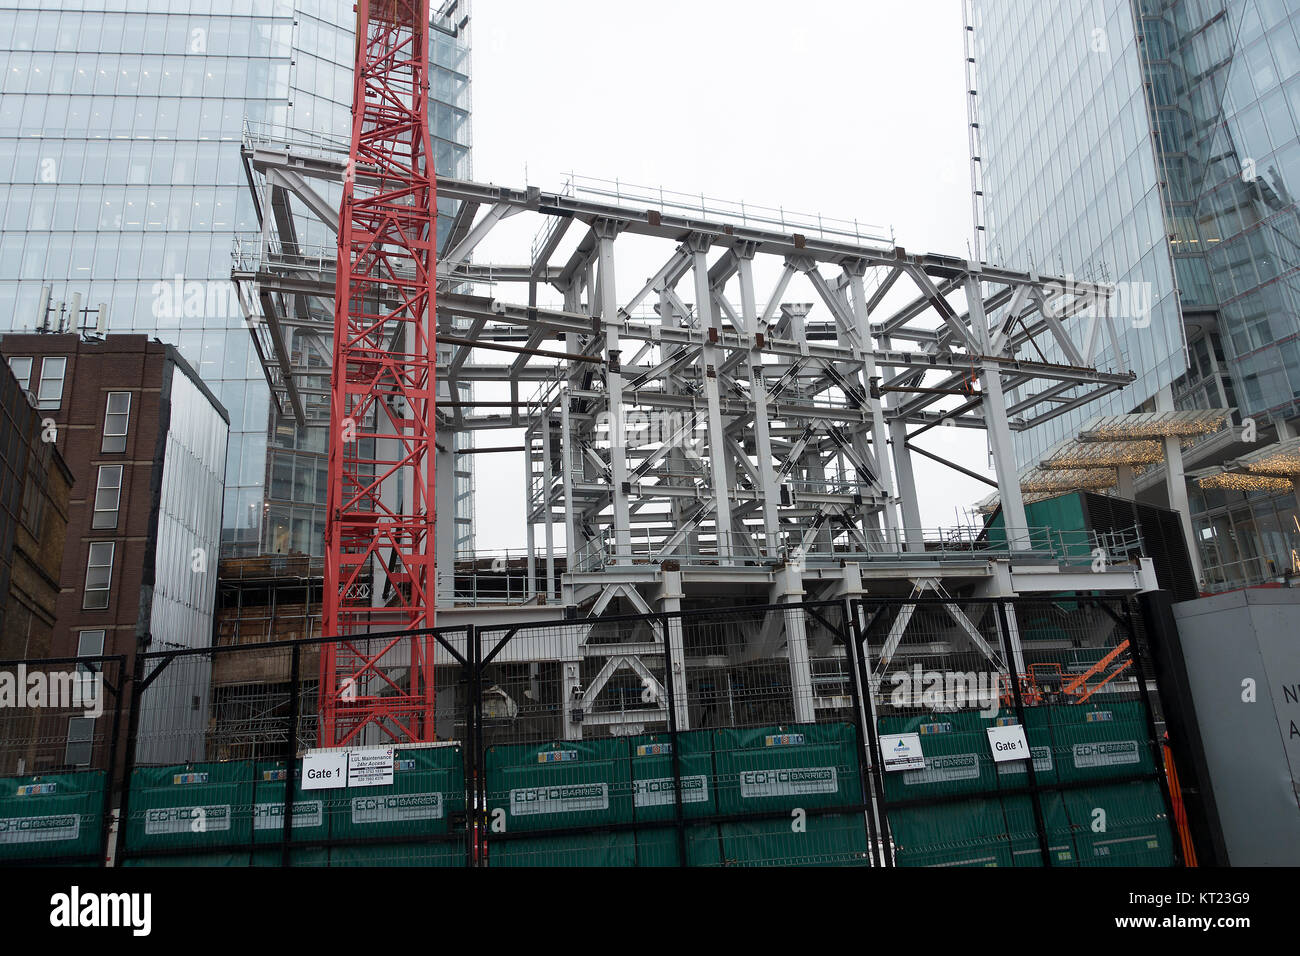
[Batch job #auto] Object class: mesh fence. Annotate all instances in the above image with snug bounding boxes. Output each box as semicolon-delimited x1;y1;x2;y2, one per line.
0;654;125;865
0;597;1180;868
856;596;1178;868
476;602;875;867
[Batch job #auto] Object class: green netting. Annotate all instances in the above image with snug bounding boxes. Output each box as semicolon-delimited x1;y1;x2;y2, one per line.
633;824;722;866
713;723;862;814
1045;701;1155;784
251;848;330;867
0;771;105;862
487;832;636;867
1063;781;1174;866
879;712;997;800
125;761;254;853
486;737;632;834
629;730;714;823
719;815;870;866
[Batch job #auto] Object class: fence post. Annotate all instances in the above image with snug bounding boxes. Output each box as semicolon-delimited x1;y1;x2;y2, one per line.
1122;599;1184;868
840;601;882;867
113;639;152;866
994;599;1051;867
101;655;126;867
471;624;484;867
660;612;688;868
849;599;894;866
466;624;479;868
281;641;300;867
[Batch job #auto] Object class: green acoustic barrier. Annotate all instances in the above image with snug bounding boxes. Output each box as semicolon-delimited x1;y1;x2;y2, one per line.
629;731;714;822
487;832;635;867
880;712;998;801
890;797;1016;867
719;814;870;867
713;723;863;813
1045;701;1156;784
0;771;105;862
712;723;867;866
1062;781;1174;867
326;744;465;868
485;737;634;866
630;731;721;866
633;825;722;867
1000;793;1078;866
122;852;251;867
252;760;329;846
124;761;254;859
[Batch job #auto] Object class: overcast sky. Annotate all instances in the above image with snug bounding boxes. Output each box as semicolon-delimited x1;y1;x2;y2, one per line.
465;0;997;552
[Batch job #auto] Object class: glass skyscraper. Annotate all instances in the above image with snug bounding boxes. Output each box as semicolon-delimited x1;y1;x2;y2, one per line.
0;0;472;557
971;0;1300;589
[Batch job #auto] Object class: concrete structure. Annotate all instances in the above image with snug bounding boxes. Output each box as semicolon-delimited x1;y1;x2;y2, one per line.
968;0;1300;592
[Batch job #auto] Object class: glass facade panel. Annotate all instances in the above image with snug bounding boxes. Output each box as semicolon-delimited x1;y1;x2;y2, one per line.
0;0;473;557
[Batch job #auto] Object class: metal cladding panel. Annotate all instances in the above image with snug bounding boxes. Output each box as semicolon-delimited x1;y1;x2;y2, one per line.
1063;781;1174;867
711;723;862;815
486;738;632;833
0;771;105;861
629;730;715;824
327;745;463;843
880;712;998;801
125;761;255;853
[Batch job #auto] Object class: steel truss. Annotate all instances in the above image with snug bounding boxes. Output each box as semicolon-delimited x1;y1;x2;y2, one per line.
237;132;1138;612
319;0;438;746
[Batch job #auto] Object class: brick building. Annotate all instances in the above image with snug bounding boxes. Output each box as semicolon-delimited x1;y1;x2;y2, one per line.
1;334;228;769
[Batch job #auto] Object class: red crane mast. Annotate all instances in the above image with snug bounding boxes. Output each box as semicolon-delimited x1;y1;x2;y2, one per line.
320;0;438;746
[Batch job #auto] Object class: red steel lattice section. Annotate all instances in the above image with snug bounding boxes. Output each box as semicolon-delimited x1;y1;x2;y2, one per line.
321;0;438;746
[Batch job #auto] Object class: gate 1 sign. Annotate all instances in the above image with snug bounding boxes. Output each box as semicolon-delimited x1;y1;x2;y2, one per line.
303;752;348;790
880;733;925;771
986;724;1031;763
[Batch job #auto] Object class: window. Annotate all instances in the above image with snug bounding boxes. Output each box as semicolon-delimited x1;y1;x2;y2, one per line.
83;541;114;610
65;717;94;767
36;356;65;409
75;629;104;694
92;464;123;530
7;355;31;392
102;391;131;453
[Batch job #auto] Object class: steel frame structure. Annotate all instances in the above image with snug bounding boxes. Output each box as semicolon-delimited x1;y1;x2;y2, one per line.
236;127;1161;734
319;0;438;746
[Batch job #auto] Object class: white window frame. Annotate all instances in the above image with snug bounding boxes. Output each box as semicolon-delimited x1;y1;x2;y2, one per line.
92;464;123;530
65;716;95;767
7;356;32;392
102;390;131;453
83;541;115;610
36;356;66;410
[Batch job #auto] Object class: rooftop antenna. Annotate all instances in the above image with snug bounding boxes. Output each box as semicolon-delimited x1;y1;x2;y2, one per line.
64;292;81;333
35;285;51;332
